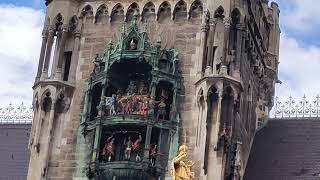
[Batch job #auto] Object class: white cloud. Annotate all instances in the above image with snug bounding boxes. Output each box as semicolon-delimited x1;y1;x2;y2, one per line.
276;33;320;99
280;0;320;32
0;5;44;106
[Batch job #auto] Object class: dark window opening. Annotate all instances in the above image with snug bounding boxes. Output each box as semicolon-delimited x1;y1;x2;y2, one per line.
63;51;72;81
155;81;173;120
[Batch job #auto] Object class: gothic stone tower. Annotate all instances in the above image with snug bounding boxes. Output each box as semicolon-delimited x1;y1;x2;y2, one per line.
28;0;280;179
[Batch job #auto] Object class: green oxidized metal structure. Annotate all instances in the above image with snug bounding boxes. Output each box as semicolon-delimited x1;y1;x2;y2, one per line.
81;13;181;180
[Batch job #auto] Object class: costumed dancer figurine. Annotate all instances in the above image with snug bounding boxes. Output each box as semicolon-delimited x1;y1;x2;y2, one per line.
104;94;116;115
149;143;157;166
157;98;167;121
132;134;143;161
123;136;133;160
101;134;116;162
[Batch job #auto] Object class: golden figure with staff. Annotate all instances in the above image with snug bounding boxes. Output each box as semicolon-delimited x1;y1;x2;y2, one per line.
170;145;194;180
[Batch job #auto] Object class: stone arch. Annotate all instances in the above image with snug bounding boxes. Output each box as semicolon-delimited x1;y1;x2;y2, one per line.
53;13;63;30
95;4;109;24
142;2;156;22
173;0;187;21
189;0;203;20
69;15;78;32
214;5;225;19
55;93;67;113
126;3;140;22
111;3;125;22
41;90;52;113
203;85;219;174
157;1;171;23
80;4;94;20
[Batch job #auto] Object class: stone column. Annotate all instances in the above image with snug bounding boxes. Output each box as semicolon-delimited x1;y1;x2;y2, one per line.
143;125;152;162
35;29;48;82
220;17;231;75
205;18;217;75
68;29;81;83
233;23;245;79
198;24;208;76
41;26;55;80
92;120;102;162
55;25;69;80
42;101;56;178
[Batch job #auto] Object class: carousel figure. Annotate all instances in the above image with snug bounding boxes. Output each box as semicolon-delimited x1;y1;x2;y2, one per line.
149;143;157;166
104;94;116;115
140;96;150;116
123;136;133;160
157;98;167;121
132;134;143;161
101;134;116;162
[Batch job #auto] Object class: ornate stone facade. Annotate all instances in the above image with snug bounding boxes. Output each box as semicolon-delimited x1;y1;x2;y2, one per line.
28;0;280;179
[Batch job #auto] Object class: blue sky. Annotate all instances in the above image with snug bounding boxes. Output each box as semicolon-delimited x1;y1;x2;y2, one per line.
0;0;320;107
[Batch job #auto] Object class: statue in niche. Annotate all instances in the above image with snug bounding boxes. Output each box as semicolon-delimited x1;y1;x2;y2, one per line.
138;82;148;95
123;136;133;160
170;145;194;180
92;54;101;74
126;81;137;96
149;143;157;166
101;134;116;162
157;98;167;121
132;134;143;161
129;39;137;50
104;94;116;115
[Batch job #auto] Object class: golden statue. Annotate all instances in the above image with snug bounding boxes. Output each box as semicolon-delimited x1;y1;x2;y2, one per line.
170;145;194;180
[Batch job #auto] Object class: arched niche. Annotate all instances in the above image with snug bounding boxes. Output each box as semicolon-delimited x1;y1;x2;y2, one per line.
55;93;66;113
126;3;140;22
111;3;124;22
69;15;78;32
214;6;225;19
203;85;219;175
157;1;171;23
95;4;109;24
80;5;94;23
42;91;52;113
189;0;203;21
220;86;235;130
142;2;156;22
229;9;241;51
53;13;63;31
173;0;187;22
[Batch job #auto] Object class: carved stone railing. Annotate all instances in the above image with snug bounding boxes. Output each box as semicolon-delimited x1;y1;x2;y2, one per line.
0;103;33;124
271;96;320;118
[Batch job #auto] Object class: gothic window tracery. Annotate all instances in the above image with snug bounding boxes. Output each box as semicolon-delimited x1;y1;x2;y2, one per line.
111;4;124;22
189;0;203;20
80;5;94;22
157;2;171;23
173;0;187;21
142;2;156;22
126;3;140;22
95;4;109;24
